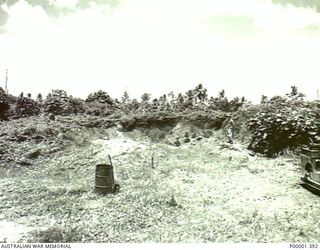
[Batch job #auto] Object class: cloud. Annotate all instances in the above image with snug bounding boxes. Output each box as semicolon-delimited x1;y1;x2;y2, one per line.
0;5;9;29
272;0;320;12
77;0;119;9
1;0;320;102
0;0;119;29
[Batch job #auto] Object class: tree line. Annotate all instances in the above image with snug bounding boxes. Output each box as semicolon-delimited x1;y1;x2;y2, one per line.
0;83;247;120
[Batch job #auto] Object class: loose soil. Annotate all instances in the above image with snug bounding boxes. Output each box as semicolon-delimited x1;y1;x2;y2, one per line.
0;116;319;243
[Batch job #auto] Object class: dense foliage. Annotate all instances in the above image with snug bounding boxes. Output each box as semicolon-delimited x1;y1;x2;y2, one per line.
246;89;320;156
86;90;113;104
4;84;320;157
0;87;9;120
43;90;86;115
14;96;41;118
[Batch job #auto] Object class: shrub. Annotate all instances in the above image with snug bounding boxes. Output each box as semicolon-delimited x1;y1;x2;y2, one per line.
43;90;86;115
43;95;66;115
14;97;40;118
85;102;113;116
86;90;113;104
43;90;69;115
247;97;320;157
0;87;10;120
208;90;246;112
67;97;86;114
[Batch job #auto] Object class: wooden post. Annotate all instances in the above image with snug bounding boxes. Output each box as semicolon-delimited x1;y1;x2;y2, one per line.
151;153;155;169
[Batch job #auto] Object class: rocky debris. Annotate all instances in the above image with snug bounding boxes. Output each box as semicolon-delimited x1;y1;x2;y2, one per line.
162;122;215;146
24;149;41;159
0;112;226;168
31;135;45;142
117;111;227;134
5;125;57;143
0;112;317;243
111;111;227;147
183;132;190;143
0;116;92;164
173;139;181;147
48;113;55;121
16;158;32;166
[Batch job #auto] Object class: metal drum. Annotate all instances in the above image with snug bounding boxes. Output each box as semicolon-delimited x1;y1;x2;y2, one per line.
95;164;115;194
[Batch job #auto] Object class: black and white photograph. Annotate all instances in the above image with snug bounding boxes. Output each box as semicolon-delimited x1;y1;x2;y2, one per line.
1;0;320;246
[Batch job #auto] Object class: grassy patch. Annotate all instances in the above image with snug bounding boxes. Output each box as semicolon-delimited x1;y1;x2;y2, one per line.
1;123;320;242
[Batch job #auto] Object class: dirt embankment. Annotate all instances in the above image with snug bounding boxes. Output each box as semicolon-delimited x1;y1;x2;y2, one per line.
0;112;227;167
1;114;319;243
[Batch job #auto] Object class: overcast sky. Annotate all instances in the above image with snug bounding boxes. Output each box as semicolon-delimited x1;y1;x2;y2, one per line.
0;0;320;102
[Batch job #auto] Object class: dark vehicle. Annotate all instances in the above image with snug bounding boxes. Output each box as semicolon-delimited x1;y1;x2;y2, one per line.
301;143;320;194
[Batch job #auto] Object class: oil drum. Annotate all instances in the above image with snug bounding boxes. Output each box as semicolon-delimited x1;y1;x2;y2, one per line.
95;164;114;194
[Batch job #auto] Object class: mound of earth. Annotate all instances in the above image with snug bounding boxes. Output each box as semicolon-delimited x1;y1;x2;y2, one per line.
1;114;318;243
